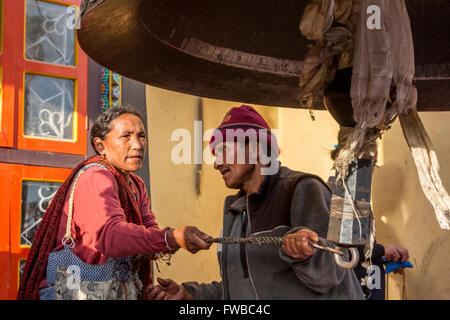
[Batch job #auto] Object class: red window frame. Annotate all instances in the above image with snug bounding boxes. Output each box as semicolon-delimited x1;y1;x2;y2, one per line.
0;0;15;147
4;164;71;299
0;0;87;154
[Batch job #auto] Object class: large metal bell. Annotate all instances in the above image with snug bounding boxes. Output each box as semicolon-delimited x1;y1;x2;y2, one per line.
78;0;450;111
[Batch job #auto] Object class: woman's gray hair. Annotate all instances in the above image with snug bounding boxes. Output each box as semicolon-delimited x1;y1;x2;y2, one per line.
90;105;145;154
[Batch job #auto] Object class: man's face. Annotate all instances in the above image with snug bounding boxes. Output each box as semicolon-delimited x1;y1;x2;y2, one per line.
213;141;256;189
94;113;147;173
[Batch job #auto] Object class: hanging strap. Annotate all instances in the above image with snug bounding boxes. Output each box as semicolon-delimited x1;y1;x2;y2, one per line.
62;163;108;248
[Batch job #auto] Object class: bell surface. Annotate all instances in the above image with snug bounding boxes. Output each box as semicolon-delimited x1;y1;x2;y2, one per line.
78;0;450;112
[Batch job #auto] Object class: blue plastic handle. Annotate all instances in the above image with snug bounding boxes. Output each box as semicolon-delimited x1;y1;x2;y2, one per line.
382;259;413;274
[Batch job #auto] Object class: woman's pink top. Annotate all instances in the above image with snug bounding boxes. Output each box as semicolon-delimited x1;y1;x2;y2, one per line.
40;166;168;288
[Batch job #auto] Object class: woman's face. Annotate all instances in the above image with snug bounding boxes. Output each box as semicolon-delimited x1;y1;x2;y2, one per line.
94;113;147;173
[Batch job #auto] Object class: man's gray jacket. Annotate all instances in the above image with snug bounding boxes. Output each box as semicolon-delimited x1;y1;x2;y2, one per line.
183;165;365;300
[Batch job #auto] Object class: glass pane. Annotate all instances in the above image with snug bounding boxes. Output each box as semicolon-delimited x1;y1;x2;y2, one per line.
25;0;75;66
24;74;74;140
19;260;26;283
20;180;61;246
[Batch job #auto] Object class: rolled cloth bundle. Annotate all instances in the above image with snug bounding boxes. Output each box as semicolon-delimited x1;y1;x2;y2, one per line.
298;0;358;116
298;0;450;230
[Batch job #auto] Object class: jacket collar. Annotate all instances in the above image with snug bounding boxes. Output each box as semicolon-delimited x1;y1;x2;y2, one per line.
254;161;281;197
230;196;246;212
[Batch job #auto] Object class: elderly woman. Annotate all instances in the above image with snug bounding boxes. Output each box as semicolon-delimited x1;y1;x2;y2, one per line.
18;105;211;300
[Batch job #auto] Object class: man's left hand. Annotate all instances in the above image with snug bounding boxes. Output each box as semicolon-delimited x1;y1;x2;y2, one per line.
282;229;318;260
382;244;409;274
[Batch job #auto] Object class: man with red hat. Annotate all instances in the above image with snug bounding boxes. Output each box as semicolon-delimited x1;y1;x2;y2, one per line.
148;105;364;300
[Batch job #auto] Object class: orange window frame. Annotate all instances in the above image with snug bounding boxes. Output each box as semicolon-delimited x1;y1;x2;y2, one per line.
0;163;11;300
0;0;15;147
7;163;71;299
1;0;87;154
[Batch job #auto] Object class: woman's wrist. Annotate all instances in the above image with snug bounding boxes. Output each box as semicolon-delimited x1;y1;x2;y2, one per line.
165;228;180;250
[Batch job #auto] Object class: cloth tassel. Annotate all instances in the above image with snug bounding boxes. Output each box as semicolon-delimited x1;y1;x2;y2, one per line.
299;0;450;234
399;109;450;230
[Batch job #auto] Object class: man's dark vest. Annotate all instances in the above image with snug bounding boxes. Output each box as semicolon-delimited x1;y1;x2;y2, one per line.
226;166;331;233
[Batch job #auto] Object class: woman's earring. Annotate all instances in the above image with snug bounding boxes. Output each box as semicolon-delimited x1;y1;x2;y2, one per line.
101;153;105;159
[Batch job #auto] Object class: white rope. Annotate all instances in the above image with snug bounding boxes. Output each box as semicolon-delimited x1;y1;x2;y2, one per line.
341;173;374;272
62;163;107;247
342;179;363;240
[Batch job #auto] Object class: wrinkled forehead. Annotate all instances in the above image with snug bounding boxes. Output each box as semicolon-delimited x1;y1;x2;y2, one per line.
110;113;145;132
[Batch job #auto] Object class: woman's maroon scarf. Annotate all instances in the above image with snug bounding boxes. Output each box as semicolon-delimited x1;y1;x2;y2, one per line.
17;155;152;300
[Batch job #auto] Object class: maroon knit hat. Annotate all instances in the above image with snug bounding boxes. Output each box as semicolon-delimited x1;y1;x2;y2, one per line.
209;105;279;156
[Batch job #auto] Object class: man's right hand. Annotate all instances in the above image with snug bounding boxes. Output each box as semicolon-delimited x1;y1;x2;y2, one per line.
157;277;193;300
167;226;212;253
282;229;318;260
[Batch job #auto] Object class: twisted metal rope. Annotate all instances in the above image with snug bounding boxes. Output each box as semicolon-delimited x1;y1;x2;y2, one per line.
207;236;284;246
206;236;344;256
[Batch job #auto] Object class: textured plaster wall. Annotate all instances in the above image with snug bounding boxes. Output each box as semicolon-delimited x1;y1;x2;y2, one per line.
372;112;450;299
278;108;450;300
